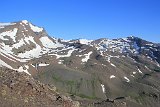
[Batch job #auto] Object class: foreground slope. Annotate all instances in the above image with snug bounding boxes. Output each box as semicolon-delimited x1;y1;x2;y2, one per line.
0;67;79;107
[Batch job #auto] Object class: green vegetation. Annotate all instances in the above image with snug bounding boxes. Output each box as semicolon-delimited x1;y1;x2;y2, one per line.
77;94;97;99
51;73;99;99
52;74;61;81
35;65;104;100
154;67;160;72
62;57;73;65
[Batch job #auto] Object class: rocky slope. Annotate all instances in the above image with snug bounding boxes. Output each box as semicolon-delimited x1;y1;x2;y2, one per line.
0;20;160;107
0;67;79;107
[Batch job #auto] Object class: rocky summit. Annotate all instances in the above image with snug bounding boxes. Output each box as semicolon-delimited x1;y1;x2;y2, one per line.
0;20;160;107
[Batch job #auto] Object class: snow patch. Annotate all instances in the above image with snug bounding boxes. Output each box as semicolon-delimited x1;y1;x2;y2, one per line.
146;44;153;46
145;66;151;71
124;76;130;82
110;63;116;67
58;60;63;64
106;55;117;67
0;58;31;75
39;63;50;66
0;59;13;69
102;64;106;66
29;23;43;32
0;22;16;27
0;28;18;42
13;39;25;49
110;75;116;79
16;65;31;75
0;52;16;62
81;51;93;63
94;37;141;55
79;39;93;45
133;42;139;54
137;68;143;73
40;36;64;48
18;43;42;59
22;20;28;25
155;61;160;67
133;72;136;74
101;84;105;93
31;64;35;68
53;47;76;59
0;42;28;62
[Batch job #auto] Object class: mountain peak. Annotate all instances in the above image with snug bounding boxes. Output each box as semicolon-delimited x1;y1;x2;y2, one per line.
21;20;29;24
17;20;44;32
0;20;43;33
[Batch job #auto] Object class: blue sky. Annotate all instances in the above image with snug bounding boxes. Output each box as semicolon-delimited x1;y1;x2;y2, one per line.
0;0;160;43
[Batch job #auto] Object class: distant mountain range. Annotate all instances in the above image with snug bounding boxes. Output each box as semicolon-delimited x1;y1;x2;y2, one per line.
0;20;160;107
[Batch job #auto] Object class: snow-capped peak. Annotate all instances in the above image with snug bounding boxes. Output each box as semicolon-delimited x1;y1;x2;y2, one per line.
20;20;43;32
79;39;93;45
21;20;29;24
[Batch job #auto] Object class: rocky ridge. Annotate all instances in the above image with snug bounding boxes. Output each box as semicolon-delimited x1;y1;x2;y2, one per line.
0;67;79;107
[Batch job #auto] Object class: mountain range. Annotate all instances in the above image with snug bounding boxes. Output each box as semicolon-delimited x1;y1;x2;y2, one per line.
0;20;160;107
